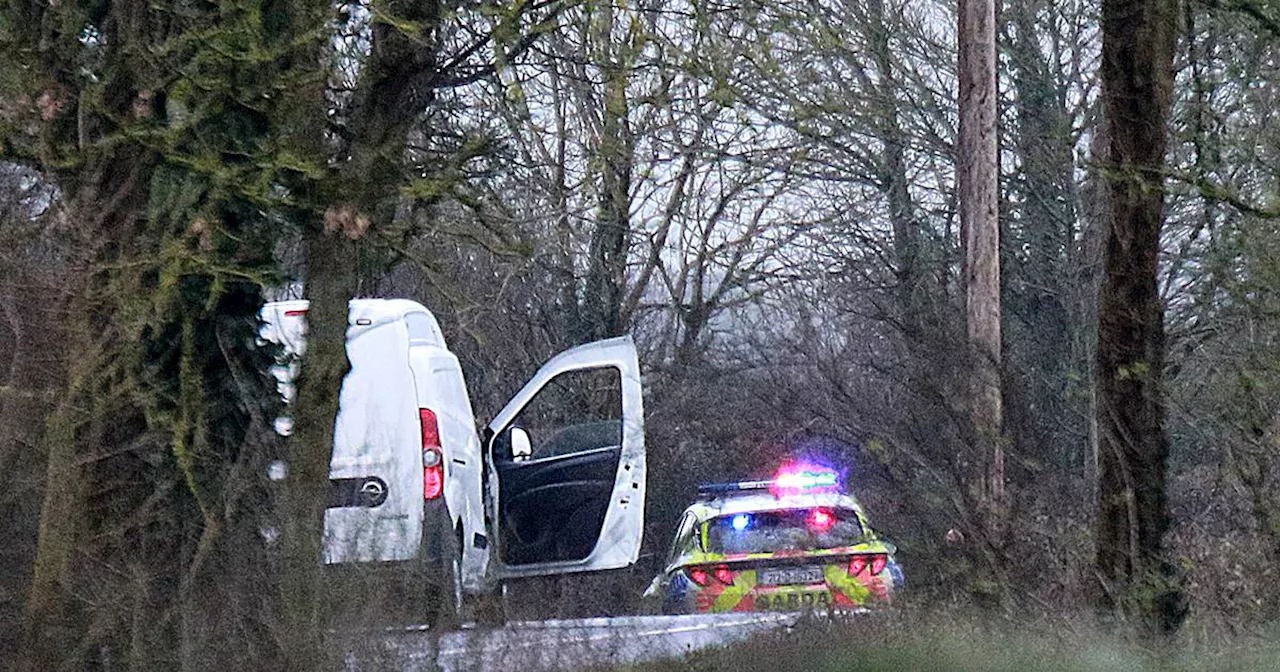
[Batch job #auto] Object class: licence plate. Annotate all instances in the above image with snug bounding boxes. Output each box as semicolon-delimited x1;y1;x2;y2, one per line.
758;566;825;585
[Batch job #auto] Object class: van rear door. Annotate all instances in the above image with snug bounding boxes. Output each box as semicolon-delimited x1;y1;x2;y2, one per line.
323;308;424;564
485;336;645;579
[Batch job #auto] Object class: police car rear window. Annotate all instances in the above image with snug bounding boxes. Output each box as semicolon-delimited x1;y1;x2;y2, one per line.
704;508;865;554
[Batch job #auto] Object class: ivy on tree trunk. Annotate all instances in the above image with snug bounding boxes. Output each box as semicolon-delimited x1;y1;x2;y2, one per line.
1095;0;1187;637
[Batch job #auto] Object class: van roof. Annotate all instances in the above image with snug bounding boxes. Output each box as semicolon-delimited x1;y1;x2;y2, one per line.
261;298;446;350
264;298;433;320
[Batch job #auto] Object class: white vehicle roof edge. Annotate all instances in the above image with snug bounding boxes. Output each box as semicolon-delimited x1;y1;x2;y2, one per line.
261;298;435;323
696;493;868;519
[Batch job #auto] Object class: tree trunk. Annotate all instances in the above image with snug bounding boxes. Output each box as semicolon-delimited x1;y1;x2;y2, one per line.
867;0;923;332
19;402;79;671
0;274;64;667
958;0;1004;514
279;228;358;671
19;145;156;669
277;3;441;665
582;12;633;343
1094;0;1184;636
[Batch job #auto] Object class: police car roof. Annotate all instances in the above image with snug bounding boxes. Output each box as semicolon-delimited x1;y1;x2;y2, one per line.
688;490;864;520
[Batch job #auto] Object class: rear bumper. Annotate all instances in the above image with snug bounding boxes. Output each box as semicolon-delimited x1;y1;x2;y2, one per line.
679;584;893;614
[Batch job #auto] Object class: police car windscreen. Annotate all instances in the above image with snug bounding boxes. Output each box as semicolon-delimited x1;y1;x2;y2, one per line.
705;508;865;555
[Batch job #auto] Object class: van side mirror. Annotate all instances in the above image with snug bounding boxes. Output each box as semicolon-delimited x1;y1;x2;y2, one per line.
491;426;533;461
510;427;532;461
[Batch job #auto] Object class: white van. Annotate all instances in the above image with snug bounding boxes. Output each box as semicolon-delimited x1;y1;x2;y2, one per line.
260;298;646;626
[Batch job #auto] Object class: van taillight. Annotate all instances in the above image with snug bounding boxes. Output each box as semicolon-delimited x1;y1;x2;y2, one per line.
420;408;443;500
423;464;443;500
420;409;441;449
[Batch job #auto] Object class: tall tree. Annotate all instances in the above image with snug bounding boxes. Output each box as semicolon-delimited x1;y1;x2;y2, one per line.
958;0;1004;514
1094;0;1185;635
579;0;636;342
279;0;574;649
5;4;165;663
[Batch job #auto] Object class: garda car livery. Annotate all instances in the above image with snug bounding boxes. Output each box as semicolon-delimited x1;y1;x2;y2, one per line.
645;463;902;614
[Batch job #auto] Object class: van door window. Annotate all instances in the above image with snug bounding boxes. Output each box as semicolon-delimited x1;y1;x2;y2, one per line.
494;366;623;565
508;368;622;461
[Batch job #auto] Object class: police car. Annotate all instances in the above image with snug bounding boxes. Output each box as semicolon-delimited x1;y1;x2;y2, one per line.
644;462;901;614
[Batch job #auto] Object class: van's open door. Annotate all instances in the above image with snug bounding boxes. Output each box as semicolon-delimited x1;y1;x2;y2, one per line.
485;336;645;579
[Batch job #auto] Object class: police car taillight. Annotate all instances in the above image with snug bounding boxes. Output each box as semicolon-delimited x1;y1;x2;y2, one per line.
687;564;735;587
420;408;443;500
849;553;888;577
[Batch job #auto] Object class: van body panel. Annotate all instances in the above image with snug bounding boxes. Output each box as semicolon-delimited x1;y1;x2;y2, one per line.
406;346;490;591
322;309;423;563
262;300;435;564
